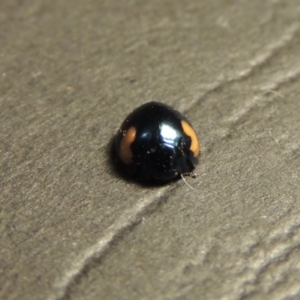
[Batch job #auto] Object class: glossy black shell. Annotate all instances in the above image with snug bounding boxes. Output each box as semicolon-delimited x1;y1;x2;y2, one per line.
114;101;199;181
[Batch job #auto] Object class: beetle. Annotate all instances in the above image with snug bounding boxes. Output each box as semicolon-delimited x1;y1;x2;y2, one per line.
113;101;200;181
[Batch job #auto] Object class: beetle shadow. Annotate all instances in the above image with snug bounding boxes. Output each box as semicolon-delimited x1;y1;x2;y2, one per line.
107;135;180;188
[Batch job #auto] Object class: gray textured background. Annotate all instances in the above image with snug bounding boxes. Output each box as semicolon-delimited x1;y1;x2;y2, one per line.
1;1;300;299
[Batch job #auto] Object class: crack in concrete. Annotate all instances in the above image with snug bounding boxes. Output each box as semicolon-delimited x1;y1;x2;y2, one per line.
183;22;300;115
48;186;173;300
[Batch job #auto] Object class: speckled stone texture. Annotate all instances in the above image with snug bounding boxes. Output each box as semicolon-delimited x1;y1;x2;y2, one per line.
1;1;300;299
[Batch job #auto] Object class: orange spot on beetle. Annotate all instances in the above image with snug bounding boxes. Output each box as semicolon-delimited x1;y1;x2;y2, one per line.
119;126;137;164
181;120;200;157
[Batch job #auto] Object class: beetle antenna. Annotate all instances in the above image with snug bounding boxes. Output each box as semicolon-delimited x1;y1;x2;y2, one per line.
180;173;195;190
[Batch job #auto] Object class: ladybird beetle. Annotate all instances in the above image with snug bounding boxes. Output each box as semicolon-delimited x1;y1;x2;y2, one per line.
113;101;200;181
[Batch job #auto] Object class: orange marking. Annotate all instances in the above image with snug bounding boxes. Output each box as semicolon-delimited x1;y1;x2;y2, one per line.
119;126;137;164
181;120;200;157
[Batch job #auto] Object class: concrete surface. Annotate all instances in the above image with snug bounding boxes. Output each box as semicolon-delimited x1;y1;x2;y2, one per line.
1;0;300;299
